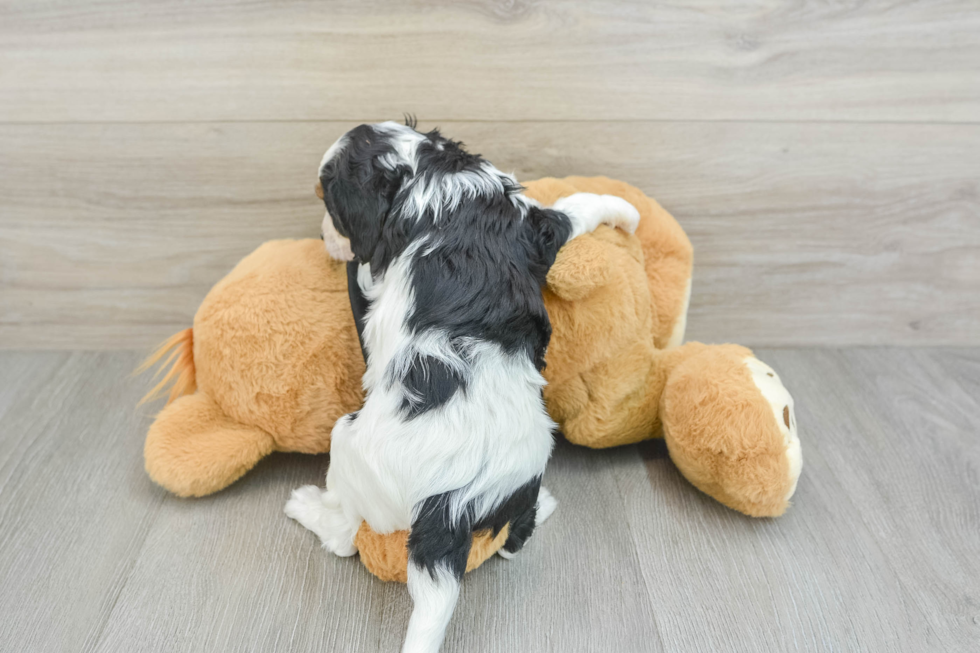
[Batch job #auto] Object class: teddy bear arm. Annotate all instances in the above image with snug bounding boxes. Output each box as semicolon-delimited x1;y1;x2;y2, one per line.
523;176;693;349
545;236;615;302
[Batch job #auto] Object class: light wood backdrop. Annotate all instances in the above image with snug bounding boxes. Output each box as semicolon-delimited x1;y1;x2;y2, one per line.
1;1;978;348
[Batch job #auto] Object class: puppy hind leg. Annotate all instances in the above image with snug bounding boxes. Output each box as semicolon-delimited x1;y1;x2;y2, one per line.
535;486;557;525
496;480;554;560
403;493;474;653
284;411;361;556
284;485;359;557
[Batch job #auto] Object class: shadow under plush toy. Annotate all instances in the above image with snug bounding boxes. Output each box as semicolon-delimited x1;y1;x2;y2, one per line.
140;176;801;581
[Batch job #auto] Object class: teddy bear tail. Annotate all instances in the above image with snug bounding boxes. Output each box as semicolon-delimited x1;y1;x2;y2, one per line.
136;328;196;406
144;392;276;497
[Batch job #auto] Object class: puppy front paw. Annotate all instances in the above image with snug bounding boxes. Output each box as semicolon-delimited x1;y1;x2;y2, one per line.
552;192;641;239
597;195;640;234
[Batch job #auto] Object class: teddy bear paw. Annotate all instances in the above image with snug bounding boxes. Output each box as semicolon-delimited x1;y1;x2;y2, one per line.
744;357;803;503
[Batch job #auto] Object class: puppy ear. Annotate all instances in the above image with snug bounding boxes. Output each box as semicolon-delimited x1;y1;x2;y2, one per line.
524;206;573;285
324;176;389;263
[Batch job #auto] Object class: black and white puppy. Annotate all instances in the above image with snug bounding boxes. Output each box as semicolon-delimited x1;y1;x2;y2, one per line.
286;120;639;653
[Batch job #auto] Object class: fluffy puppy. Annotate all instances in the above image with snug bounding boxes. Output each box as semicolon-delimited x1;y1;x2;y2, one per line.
286;120;639;653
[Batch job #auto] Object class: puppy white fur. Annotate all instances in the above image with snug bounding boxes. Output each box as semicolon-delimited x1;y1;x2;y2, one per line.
287;121;639;653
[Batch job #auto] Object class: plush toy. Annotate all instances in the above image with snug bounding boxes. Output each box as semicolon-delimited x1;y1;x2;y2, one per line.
140;176;801;582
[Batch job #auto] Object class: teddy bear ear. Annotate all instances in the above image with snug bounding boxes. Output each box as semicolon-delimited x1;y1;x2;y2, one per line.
546;234;614;301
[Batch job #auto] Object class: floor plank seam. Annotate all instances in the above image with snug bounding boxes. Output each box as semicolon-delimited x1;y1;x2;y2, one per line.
79;490;167;653
608;447;671;653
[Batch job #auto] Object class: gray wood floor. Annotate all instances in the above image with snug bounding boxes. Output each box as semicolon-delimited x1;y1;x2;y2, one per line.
1;348;977;652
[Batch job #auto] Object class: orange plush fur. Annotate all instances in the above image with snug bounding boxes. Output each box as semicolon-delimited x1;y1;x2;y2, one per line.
141;176;801;579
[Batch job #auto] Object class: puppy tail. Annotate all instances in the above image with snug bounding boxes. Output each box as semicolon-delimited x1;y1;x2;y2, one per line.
403;494;473;653
404;563;462;653
135;328;197;406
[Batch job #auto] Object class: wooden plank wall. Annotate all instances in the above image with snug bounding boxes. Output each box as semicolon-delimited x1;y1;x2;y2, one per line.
1;1;978;348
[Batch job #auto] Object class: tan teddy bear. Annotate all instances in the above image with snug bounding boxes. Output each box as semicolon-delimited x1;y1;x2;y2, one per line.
140;176;801;581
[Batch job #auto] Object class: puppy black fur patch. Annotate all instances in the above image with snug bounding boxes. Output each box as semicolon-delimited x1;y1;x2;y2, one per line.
400;353;467;418
408;491;475;580
407;476;543;580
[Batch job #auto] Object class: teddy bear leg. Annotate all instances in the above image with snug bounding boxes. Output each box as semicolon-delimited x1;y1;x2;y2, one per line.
659;344;802;517
144;392;276;497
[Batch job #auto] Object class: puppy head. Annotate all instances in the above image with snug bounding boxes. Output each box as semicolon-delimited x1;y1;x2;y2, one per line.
316;122;421;263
